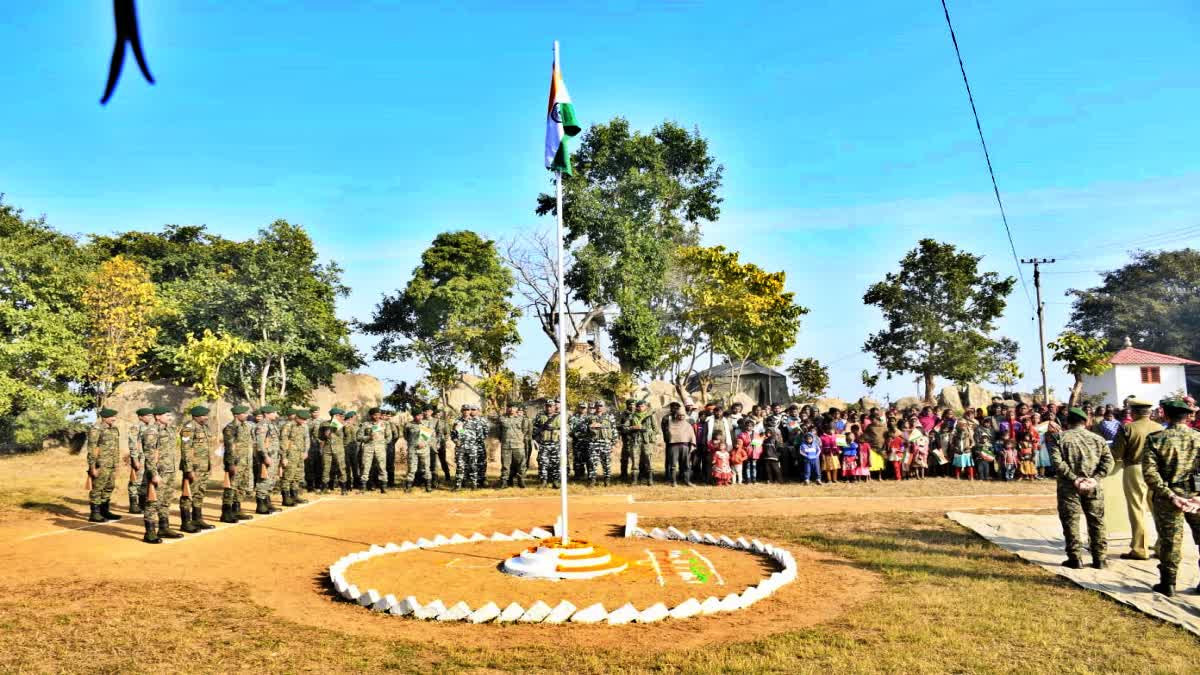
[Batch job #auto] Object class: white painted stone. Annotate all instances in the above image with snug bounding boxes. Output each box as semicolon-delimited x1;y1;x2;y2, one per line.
703;533;720;546
468;602;501;623
491;532;514;542
554;515;563;537
741;586;765;606
373;594;397;613
359;588;381;607
759;577;780;594
384;542;401;552
764;544;776;557
624;512;638;539
469;532;488;543
497;602;526;623
530;527;553;539
448;533;469;545
334;579;348;596
369;544;386;554
606;603;638;625
398;541;418;552
432;534;450;546
699;596;722;615
751;539;765;553
415;537;435;548
668;597;702;619
392;596;421;616
519;600;552;623
718;593;744;612
437;601;471;622
648;528;668;540
570;603;607;624
735;537;751;550
414;599;446;620
342;584;359;601
666;526;686;540
636;602;669;623
718;535;737;549
544;600;577;624
688;530;704;543
511;529;534;540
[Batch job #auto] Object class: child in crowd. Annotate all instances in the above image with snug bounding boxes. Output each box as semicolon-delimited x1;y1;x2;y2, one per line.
797;431;821;484
1017;431;1037;480
820;427;840;484
886;426;905;481
729;433;747;485
711;435;733;486
906;423;929;480
841;431;860;482
761;426;783;483
746;425;763;484
1001;439;1019;481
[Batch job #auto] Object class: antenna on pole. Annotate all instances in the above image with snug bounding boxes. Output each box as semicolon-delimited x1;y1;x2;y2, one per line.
1021;258;1056;404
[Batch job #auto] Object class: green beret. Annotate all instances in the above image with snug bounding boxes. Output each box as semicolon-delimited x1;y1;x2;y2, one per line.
99;408;118;418
308;405;319;412
231;405;250;415
189;406;210;417
259;405;277;414
1161;399;1197;413
369;407;381;415
330;407;345;416
344;410;356;418
625;398;635;405
1067;407;1089;422
636;399;649;406
135;407;153;417
296;409;311;420
152;406;172;415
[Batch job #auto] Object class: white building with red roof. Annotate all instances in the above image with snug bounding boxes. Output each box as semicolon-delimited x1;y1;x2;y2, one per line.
1082;338;1200;406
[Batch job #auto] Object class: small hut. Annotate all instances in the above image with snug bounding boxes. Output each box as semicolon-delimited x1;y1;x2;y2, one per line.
686;361;790;406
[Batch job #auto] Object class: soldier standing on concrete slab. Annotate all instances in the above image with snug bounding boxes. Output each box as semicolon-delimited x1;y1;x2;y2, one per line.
220;405;254;523
1142;399;1200;597
1112;397;1162;560
496;404;528;489
86;408;123;523
178;406;216;533
1050;407;1113;570
125;408;153;514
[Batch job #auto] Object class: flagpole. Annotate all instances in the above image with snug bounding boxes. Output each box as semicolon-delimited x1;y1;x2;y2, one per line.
554;40;570;546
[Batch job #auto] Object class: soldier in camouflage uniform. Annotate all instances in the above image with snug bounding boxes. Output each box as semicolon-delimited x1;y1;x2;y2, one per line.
220;405;254;523
178;406;215;533
125;408;153;514
305;405;321;491
342;409;360;489
85;408;123;523
626;400;658;486
320;408;350;494
140;406;183;542
496;404;529;489
382;409;399;489
533;400;560;487
357;407;389;494
452;405;476;490
431;408;452;488
1050;407;1113;569
253;405;282;514
469;405;491;488
585;400;618;487
280;409;310;506
617;398;636;482
569;402;589;481
403;410;434;492
1142;399;1200;596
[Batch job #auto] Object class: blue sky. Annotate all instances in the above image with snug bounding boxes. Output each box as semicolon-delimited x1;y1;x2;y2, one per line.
3;1;1200;402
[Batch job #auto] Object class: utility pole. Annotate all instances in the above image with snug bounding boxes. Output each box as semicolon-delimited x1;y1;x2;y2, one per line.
1021;258;1056;404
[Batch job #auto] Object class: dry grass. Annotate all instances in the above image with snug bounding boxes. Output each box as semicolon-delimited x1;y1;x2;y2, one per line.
3;512;1198;673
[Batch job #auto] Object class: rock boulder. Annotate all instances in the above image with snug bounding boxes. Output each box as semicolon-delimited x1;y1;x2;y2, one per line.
938;386;964;411
857;397;883;413
812;397;849;413
962;383;994;411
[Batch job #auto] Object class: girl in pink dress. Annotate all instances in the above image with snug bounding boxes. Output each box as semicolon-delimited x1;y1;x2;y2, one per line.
820;427;840;484
710;435;733;486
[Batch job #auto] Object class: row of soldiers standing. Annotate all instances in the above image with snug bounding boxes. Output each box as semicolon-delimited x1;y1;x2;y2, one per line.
528;398;657;488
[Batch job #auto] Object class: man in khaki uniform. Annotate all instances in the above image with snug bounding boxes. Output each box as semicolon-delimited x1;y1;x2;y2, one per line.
1112;397;1163;560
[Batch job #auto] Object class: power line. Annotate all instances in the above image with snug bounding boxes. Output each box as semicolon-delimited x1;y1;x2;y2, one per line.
1056;223;1200;261
939;0;1034;314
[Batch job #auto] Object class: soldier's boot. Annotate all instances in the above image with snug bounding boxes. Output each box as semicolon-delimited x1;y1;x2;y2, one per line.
180;505;198;534
158;516;183;539
517;475;526;489
498;477;509;489
379;484;388;495
293;488;307;505
587;477;596;488
1091;551;1107;570
100;500;121;521
1153;576;1177;597
220;503;237;524
403;481;413;493
1062;555;1083;569
129;494;143;514
88;504;104;523
425;480;433;493
143;519;161;544
192;506;214;530
234;500;253;520
282;490;294;507
256;497;270;515
603;476;610;488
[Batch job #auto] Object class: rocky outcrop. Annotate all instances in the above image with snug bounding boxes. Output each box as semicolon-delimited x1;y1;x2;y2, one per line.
812;397;849;413
310;372;383;416
542;342;619;378
446;374;483;412
892;396;926;412
962;383;994;411
857;397;883;412
938;386;964;411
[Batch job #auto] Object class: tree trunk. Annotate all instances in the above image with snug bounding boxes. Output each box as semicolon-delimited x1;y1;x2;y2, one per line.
257;358;271;408
923;372;935;403
278;355;287;398
1069;375;1084;407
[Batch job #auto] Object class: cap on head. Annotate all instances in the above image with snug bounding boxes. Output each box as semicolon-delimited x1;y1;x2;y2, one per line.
344;410;356;418
153;405;172;415
231;405;250;415
136;407;153;417
189;406;210;417
1161;399;1198;414
330;407;345;416
369;407;381;415
260;405;277;414
1067;407;1089;422
296;409;311;420
1126;397;1154;408
99;408;118;419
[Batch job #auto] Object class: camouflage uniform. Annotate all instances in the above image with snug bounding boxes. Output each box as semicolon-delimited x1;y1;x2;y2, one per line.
533;409;561;485
471;414;491;487
85;421;121;520
343;416;361;489
625;409;658;485
320;420;350;491
358;418;390;492
496;413;529;487
140;419;182;541
568;409;588;480
221;416;254;522
281;419;309;504
452;411;477;489
403;418;434;489
126;419;149;511
253;417;281;511
432;414;452;484
178;416;214;532
585;409;617;485
384;414;400;488
1050;426;1113;564
617;402;635;481
1143;424;1200;589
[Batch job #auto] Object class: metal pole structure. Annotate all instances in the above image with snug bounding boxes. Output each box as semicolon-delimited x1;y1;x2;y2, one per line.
554;40;570;545
1021;258;1056;404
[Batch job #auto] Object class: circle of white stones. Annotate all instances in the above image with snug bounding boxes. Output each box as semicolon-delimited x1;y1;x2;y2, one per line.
328;521;798;625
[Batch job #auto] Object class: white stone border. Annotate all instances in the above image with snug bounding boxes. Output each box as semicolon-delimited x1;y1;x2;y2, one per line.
327;512;797;624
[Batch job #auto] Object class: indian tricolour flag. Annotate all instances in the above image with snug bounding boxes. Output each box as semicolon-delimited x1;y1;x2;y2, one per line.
545;45;581;175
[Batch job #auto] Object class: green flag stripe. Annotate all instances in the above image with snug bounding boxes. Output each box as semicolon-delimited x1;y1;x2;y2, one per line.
558;102;581;137
551;139;573;176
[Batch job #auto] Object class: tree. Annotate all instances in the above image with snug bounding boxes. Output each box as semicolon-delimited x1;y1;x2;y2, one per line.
863;239;1017;402
1048;331;1113;407
676;245;808;395
990;361;1023;395
1068;249;1200;358
788;358;829;402
501;228;605;349
171;329;253;434
536;118;723;374
861;370;881;399
81;256;162;408
362;231;521;409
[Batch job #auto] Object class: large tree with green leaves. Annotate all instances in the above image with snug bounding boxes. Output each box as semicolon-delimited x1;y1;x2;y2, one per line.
1068;249;1200;358
0;198;92;445
535;117;723;374
863;239;1017;402
1048;331;1113;406
788;358;830;402
362;231;521;410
